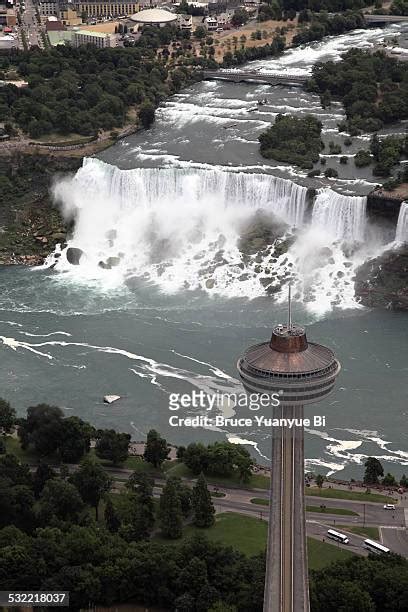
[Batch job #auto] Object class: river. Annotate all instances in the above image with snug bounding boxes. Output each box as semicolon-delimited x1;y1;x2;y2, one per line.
1;25;408;479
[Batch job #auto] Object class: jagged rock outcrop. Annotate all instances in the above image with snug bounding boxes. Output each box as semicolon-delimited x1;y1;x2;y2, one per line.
355;246;408;310
238;212;289;255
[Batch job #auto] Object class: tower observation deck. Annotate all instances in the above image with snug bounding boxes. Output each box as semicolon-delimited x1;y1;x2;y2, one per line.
237;308;340;612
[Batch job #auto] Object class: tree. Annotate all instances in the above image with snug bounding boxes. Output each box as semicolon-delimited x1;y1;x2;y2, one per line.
183;442;209;474
195;26;207;40
39;478;84;522
259;114;323;169
33;462;56;498
0;398;16;433
104;497;121;533
231;8;249;27
382;473;397;487
364;457;384;485
70;458;111;520
192;473;215;528
316;474;325;489
144;429;169;468
0;454;32;486
122;472;155;540
18;404;64;457
138;101;155;129
159;478;183;539
400;474;408;487
95;429;130;465
169;475;192;517
59;416;93;463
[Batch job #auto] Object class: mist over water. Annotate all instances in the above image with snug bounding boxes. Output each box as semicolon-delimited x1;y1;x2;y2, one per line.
1;24;408;477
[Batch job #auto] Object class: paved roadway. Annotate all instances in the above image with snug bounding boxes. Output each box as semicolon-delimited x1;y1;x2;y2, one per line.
18;0;44;49
60;463;408;557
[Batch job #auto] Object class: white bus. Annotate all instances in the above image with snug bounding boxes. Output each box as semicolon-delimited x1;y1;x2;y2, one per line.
364;539;390;555
327;529;349;544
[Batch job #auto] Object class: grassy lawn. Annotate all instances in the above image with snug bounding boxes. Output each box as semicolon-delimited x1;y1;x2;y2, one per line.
163;461;270;489
155;512;354;568
250;498;358;516
307;537;353;570
3;435;39;463
306;487;395;504
306;505;358;516
336;525;380;540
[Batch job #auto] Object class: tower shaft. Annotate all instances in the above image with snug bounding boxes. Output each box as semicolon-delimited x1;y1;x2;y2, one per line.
264;404;309;612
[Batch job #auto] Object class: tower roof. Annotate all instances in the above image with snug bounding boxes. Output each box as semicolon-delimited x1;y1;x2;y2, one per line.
241;335;336;375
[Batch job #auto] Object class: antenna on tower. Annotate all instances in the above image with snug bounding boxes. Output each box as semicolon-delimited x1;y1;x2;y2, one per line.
288;284;292;332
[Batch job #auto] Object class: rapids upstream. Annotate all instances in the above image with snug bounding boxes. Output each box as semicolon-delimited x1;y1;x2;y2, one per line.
1;25;408;478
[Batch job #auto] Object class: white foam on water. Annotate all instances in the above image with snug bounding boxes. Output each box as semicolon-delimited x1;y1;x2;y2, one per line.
47;158;393;311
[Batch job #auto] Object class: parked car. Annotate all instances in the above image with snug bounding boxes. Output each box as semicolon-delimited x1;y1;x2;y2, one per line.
384;503;396;510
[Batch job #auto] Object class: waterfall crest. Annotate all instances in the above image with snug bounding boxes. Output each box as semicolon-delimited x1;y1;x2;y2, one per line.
73;158;309;227
311;189;367;242
395;202;408;244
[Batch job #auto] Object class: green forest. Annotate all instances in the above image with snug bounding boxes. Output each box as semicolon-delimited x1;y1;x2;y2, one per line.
259;114;323;168
0;26;202;139
310;49;408;133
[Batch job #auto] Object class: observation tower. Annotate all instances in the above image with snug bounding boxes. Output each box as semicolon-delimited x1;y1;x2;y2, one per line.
237;291;340;612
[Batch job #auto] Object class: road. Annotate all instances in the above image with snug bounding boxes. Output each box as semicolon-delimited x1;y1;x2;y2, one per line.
17;0;44;49
57;462;408;558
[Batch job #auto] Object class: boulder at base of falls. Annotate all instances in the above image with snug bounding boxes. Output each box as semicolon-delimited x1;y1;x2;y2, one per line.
66;247;84;265
98;256;121;270
238;212;288;256
355;245;408;310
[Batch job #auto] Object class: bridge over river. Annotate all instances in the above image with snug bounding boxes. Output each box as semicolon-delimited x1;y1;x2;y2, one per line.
201;70;308;86
364;14;408;24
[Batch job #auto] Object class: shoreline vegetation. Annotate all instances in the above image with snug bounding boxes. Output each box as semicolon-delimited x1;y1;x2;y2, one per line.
1;400;407;609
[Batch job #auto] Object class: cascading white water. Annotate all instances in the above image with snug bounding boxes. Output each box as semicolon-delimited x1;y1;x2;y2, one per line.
70;158;308;227
395;202;408;244
50;157;377;310
311;190;367;242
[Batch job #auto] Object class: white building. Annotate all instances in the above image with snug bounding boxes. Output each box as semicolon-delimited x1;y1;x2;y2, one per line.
72;28;117;46
177;13;191;30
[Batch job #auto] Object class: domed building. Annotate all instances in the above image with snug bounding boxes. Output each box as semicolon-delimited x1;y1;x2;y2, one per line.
130;8;177;27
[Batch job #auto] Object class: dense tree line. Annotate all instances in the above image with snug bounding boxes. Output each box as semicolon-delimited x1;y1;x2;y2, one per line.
390;0;408;15
310;49;408;133
258;0;371;21
2;399;408;609
0;25;198;139
259;114;323;168
179;440;254;482
292;10;365;44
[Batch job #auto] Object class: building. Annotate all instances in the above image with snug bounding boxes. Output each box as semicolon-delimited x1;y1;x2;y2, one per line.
177;13;191;30
60;6;82;25
0;34;16;49
204;15;217;30
39;0;59;17
237;293;340;612
0;3;16;25
130;7;176;26
75;0;139;17
73;27;117;46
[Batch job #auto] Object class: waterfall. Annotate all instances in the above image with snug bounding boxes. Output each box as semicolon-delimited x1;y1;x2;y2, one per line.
311;189;367;242
72;158;309;227
50;158;375;308
395;202;408;244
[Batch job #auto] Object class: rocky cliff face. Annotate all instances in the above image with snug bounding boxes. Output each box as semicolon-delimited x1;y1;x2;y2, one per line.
355;246;408;310
0;152;81;264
